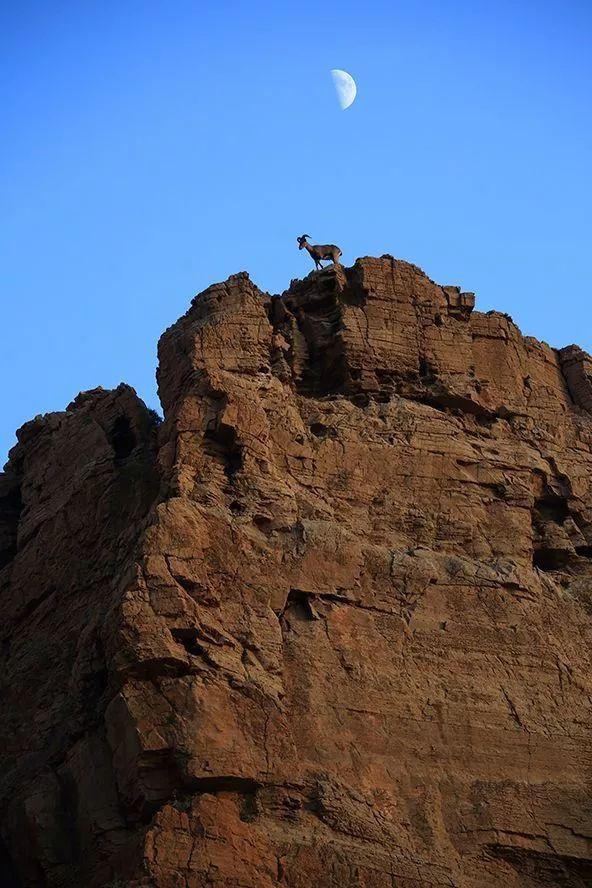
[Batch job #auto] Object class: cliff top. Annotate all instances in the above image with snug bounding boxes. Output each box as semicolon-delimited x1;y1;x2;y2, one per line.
1;255;592;887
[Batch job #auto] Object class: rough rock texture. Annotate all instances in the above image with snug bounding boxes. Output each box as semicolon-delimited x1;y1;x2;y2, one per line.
1;257;592;888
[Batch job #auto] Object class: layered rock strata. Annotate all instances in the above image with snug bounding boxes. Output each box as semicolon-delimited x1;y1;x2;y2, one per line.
1;257;592;887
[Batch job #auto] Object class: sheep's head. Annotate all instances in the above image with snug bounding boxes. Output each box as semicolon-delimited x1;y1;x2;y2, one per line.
297;234;310;250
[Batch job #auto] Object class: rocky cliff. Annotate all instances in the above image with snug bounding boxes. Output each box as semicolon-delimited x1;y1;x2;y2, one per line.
1;257;592;888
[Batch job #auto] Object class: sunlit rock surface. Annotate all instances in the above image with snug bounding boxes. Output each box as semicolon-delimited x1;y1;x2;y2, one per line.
1;257;592;887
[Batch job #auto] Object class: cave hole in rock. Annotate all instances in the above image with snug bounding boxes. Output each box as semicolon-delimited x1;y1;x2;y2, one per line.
110;416;137;461
283;588;316;621
533;548;571;571
309;422;337;439
204;422;244;480
534;493;570;525
415;394;447;414
188;775;262;795
171;627;206;657
310;422;326;438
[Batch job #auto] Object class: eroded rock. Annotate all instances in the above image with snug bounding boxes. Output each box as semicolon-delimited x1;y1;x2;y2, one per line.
1;258;592;887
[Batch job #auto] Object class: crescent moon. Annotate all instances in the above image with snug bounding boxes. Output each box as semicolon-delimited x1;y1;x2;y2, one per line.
331;69;357;110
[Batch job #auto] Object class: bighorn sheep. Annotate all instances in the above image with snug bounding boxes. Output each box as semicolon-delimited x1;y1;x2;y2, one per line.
297;234;342;271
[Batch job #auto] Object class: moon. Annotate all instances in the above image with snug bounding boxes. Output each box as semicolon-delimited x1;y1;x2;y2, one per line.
331;69;357;110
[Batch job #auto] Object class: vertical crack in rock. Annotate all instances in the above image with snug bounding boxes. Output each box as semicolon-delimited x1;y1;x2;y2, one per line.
109;415;137;461
281;267;351;395
0;478;21;570
203;396;245;480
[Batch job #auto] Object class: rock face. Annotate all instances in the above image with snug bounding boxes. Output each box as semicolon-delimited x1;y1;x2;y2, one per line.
1;257;592;888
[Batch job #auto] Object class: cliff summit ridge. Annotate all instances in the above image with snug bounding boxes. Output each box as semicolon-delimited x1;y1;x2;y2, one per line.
1;255;592;887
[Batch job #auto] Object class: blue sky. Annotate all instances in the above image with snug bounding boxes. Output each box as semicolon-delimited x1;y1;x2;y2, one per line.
2;0;591;464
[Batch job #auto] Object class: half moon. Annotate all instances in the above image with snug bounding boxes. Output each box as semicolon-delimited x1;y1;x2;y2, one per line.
331;69;357;110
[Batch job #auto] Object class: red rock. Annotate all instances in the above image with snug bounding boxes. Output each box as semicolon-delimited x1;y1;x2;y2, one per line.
1;258;592;886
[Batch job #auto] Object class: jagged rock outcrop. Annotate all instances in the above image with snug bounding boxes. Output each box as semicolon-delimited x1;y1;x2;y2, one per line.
1;257;592;888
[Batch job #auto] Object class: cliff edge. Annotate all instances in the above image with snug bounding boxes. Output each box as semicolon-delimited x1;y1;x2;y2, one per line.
1;257;592;887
